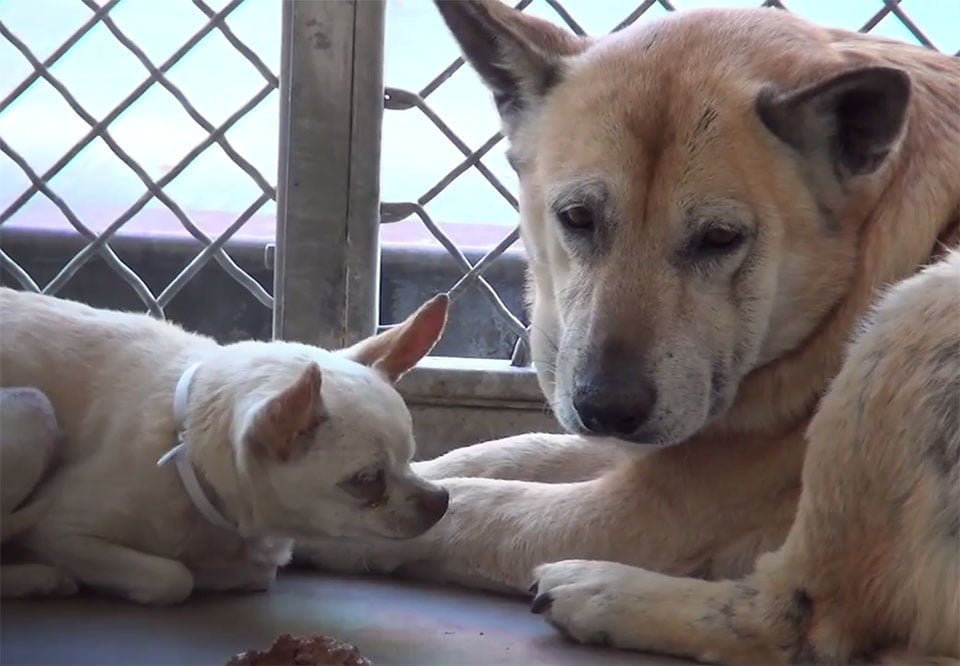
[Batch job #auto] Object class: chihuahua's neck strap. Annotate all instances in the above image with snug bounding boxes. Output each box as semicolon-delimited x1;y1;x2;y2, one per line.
157;363;237;533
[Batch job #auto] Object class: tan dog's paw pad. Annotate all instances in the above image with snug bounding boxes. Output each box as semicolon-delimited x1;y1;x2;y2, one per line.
530;560;645;649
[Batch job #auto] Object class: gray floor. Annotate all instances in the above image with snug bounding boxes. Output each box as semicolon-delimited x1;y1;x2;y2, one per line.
1;571;691;666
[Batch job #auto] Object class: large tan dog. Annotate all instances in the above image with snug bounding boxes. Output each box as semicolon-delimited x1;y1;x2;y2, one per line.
301;2;960;663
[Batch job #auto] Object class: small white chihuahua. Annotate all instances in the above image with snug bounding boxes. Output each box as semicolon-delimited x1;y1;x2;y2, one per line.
0;287;450;604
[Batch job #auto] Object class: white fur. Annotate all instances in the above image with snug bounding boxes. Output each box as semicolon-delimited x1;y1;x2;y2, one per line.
0;288;446;604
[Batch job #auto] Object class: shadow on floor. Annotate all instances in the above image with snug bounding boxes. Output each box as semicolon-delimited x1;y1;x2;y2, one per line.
1;571;694;665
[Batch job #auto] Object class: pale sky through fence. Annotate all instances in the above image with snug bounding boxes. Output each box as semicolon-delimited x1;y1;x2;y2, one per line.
1;0;956;248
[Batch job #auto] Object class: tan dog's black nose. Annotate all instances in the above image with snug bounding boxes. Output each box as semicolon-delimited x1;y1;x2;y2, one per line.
415;486;450;526
573;340;658;438
573;383;656;437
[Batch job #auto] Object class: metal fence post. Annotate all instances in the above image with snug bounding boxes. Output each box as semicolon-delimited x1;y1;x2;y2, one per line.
274;0;384;347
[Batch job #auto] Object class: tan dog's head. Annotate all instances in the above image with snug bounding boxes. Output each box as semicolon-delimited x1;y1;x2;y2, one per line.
438;1;911;443
202;296;450;539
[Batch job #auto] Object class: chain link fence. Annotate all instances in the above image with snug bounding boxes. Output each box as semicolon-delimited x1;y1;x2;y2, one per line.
1;0;953;362
1;0;277;319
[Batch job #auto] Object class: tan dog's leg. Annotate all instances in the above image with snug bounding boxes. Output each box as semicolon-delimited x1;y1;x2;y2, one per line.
300;428;801;592
531;256;960;664
298;433;655;580
413;433;640;482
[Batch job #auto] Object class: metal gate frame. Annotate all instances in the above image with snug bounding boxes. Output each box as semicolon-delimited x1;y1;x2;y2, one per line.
274;0;382;349
273;0;553;456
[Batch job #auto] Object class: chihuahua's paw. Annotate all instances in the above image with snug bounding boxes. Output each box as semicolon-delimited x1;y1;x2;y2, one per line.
125;563;194;605
1;564;79;598
229;563;277;593
530;559;654;649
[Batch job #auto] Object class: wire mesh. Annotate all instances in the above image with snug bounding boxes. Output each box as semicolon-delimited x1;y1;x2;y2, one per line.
0;0;277;316
0;0;951;360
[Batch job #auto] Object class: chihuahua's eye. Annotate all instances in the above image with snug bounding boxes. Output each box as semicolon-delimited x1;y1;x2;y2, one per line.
298;418;320;439
557;205;595;232
697;226;743;253
339;468;386;507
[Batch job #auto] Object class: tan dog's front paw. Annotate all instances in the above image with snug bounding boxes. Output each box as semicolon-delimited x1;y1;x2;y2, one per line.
530;559;652;649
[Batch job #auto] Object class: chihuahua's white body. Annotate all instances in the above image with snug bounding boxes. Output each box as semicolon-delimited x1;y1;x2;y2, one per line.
0;287;449;604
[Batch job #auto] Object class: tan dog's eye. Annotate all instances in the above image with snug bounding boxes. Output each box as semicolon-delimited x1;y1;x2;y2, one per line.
698;227;743;252
558;205;595;232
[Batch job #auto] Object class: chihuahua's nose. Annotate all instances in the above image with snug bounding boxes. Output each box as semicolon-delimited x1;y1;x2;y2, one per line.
415;485;449;525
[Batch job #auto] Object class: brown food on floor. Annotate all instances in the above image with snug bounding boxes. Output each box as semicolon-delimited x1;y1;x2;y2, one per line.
226;634;372;666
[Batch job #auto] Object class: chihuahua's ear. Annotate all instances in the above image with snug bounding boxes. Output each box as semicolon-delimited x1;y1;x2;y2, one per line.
343;294;449;382
247;363;324;461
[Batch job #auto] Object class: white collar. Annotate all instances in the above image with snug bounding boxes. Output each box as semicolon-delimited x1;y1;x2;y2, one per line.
157;363;237;532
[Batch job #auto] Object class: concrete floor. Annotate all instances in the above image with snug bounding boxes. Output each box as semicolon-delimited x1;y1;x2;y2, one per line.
1;570;691;666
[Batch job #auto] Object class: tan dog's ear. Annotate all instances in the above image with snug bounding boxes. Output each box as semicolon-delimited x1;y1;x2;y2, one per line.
435;0;586;134
757;66;911;181
248;363;323;461
343;294;449;383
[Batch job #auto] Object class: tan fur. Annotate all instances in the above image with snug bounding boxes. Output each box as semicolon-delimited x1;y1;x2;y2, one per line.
303;3;959;662
531;252;960;664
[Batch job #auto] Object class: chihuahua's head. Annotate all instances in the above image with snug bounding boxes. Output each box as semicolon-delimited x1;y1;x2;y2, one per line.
196;296;450;540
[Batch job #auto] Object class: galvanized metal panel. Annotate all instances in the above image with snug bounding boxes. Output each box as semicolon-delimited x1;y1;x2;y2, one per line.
274;0;384;348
